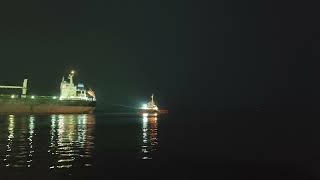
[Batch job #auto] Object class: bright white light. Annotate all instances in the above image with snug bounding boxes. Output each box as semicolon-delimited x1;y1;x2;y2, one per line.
31;96;35;99
11;95;15;99
143;116;148;123
142;104;148;109
142;113;149;117
143;113;148;123
53;96;57;99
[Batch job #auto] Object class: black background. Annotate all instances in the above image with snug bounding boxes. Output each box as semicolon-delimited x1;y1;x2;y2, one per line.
1;1;320;179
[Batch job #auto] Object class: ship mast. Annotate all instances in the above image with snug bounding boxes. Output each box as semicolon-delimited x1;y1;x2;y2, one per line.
68;70;75;85
151;94;154;104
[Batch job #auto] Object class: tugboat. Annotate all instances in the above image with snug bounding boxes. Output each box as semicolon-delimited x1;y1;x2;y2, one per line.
139;94;159;116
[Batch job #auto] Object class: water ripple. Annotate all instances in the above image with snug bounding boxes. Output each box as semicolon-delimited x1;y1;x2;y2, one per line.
0;114;95;169
140;115;159;160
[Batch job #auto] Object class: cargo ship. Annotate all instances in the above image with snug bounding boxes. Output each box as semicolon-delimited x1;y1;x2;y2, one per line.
0;71;96;114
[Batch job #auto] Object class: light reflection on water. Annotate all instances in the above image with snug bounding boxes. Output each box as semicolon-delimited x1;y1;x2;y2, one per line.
0;113;161;173
3;115;35;168
0;114;95;169
48;114;95;169
141;115;159;160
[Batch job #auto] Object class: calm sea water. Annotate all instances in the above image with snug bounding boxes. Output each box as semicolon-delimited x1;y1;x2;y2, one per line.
1;112;320;180
0;113;166;180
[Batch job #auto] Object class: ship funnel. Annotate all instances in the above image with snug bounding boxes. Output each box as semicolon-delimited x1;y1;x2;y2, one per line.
22;79;28;95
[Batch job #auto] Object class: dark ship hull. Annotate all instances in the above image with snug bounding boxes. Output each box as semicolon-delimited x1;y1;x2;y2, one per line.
0;96;95;114
138;109;168;116
138;109;159;115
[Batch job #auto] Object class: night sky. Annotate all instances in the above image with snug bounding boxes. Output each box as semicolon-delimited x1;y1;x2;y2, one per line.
0;0;319;112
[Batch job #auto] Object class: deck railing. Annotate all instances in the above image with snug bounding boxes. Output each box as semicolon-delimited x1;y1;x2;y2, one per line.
0;94;95;101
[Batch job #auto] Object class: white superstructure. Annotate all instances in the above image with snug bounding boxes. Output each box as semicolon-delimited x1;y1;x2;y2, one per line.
60;71;94;101
141;94;159;111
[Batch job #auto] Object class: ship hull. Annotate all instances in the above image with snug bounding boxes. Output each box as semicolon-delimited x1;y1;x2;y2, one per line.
0;98;96;114
138;109;168;116
138;109;159;114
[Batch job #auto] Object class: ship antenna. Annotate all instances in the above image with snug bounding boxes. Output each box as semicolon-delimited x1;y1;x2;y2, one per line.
151;94;154;104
